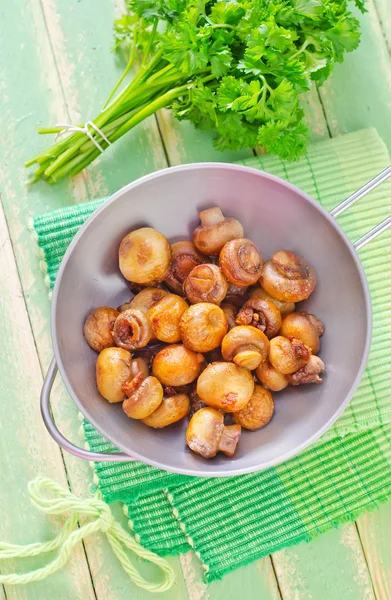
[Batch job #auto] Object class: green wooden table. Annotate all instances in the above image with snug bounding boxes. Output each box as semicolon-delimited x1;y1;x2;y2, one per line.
1;1;391;598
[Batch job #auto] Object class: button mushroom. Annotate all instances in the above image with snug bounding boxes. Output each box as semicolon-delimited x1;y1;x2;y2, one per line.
84;306;119;352
221;325;269;370
260;250;317;302
269;336;312;374
119;227;171;285
122;372;163;419
112;309;152;350
96;347;132;403
286;355;325;385
152;344;204;386
120;287;169;314
236;297;282;339
249;287;295;315
147;294;189;343
186;407;241;458
142;393;190;428
300;312;325;337
193;207;244;255
233;385;274;430
219;238;263;286
180;303;228;352
183;263;228;305
165;241;206;294
197;361;254;412
280;312;320;354
255;360;288;392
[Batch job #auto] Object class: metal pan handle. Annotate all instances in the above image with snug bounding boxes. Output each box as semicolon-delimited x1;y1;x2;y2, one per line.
330;165;391;249
41;358;136;462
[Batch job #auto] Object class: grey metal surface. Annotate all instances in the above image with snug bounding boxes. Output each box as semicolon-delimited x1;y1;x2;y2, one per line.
46;163;376;476
330;164;391;217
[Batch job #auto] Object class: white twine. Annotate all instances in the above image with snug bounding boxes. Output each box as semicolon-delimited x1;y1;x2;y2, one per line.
54;121;111;153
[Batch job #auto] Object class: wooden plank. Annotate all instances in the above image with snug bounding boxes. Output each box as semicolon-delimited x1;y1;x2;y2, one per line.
0;199;95;600
319;0;391;153
272;526;375;600
357;504;391;600
317;2;391;599
0;1;187;599
373;0;391;53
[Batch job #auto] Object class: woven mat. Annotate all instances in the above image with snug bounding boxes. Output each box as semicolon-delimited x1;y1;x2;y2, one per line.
33;128;391;582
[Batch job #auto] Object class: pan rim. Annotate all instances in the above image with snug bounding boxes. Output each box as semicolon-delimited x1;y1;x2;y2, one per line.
51;162;372;476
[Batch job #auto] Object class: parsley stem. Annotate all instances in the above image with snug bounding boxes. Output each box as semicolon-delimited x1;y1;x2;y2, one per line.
102;29;139;110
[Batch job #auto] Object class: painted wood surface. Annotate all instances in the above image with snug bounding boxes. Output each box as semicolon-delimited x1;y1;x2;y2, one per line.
0;0;390;599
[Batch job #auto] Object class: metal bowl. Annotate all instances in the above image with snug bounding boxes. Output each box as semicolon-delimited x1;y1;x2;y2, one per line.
45;163;372;476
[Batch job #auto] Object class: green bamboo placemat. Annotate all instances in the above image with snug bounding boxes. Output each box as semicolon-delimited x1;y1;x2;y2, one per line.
32;128;391;581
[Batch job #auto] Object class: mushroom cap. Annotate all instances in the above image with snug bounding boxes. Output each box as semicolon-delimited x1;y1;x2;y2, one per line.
219;238;263;286
193;207;244;255
269;336;311;374
165;241;206;294
221;325;269;368
152;344;204;386
197;361;254;412
119;227;171;284
186;407;224;458
260;250;316;302
96;347;132;403
250;287;295;315
184;263;228;305
122;376;163;419
180;303;228;352
112;309;152;350
128;287;169;313
280;312;320;354
142;393;190;428
84;306;119;352
147;294;189;343
255;360;288;392
233;385;274;430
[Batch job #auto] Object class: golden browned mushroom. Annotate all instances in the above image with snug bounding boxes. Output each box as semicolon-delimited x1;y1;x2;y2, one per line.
269;336;311;375
225;282;249;307
152;344;204;386
186;407;241;458
221;301;237;330
233;385;274;430
250;287;295;315
112;309;152;350
180;303;228;352
147;294;189;343
165;241;206;294
183;263;228;305
280;313;320;354
236;298;282;339
84;307;119;352
119;227;171;285
260;250;317;302
142;393;190;428
197;362;254;412
121;287;169;314
122;372;163;419
193;207;244;255
221;325;269;370
96;347;132;403
219;238;263;286
300;312;325;337
255;360;288;392
286;355;326;385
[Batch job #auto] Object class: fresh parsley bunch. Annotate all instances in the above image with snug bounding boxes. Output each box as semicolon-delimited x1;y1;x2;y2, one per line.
26;0;364;184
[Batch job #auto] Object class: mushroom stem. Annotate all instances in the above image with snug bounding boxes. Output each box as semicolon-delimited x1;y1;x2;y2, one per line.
234;346;263;370
218;424;241;457
199;207;225;227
